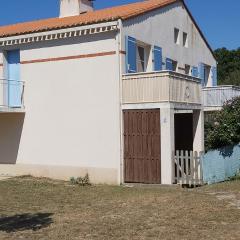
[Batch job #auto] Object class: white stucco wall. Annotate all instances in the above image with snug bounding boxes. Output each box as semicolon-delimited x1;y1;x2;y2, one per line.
122;1;216;86
0;31;121;184
0;1;215;184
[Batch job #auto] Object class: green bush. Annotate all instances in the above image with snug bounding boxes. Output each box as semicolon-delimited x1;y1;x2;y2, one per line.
205;96;240;150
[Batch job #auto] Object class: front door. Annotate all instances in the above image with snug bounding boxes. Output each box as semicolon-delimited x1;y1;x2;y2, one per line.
123;109;161;184
7;50;21;107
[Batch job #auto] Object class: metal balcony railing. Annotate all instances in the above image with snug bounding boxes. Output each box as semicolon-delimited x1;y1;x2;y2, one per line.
203;85;240;109
0;79;25;111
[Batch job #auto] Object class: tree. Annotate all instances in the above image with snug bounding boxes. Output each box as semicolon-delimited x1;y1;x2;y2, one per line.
205;96;240;150
214;48;240;86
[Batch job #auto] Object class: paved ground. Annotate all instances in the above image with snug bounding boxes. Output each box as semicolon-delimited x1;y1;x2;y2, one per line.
0;176;240;240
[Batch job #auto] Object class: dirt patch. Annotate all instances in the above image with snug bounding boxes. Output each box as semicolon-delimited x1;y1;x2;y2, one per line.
206;191;240;209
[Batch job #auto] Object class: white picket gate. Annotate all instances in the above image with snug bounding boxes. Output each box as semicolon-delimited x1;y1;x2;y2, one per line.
174;150;203;186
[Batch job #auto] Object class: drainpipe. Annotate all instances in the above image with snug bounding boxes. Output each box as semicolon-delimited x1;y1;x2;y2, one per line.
116;19;124;185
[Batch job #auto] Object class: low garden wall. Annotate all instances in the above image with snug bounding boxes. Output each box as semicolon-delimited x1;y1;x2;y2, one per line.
202;144;240;184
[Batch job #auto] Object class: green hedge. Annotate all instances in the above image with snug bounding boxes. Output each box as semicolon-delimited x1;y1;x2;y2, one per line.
205;97;240;150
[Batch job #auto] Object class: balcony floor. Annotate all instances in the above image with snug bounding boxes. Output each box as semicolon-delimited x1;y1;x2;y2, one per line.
0;106;25;113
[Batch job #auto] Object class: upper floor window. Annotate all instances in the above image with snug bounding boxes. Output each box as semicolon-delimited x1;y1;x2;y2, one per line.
172;60;178;72
203;65;211;86
5;49;22;107
185;64;190;75
199;63;211;86
166;58;178;72
126;36;152;73
137;46;146;72
174;28;180;45
183;32;188;47
194;63;217;86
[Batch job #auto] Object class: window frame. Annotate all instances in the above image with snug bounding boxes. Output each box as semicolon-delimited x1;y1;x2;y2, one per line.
137;45;146;72
136;41;151;73
172;60;178;72
183;32;188;48
174;28;180;45
185;64;191;75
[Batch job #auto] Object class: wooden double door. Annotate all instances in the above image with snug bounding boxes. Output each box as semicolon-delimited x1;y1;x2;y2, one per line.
123;109;161;184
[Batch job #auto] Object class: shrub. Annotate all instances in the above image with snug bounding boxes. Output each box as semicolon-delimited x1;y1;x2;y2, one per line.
70;174;91;186
205;96;240;150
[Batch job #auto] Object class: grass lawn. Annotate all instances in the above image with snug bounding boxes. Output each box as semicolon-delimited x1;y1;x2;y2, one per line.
0;177;240;240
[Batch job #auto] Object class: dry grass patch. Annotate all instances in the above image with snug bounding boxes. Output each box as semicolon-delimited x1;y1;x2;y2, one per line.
0;177;240;240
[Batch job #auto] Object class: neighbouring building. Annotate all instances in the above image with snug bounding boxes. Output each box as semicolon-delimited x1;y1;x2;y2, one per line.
0;0;217;184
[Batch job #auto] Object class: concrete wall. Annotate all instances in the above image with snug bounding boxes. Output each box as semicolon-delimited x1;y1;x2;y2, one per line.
122;1;216;86
122;71;202;104
0;31;121;184
202;144;240;184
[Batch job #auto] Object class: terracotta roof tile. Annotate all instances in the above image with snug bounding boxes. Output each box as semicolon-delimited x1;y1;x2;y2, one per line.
0;0;178;37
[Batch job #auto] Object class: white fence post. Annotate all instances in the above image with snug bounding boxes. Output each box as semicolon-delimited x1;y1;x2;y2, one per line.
174;150;203;187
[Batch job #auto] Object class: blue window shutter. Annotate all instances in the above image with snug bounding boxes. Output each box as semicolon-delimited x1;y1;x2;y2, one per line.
166;58;173;71
192;66;198;78
153;46;162;71
198;63;205;86
125;36;137;73
7;50;20;80
211;66;217;86
7;49;21;107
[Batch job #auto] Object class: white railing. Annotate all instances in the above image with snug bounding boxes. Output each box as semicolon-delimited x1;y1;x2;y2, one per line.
122;71;202;105
203;85;240;108
0;79;25;110
174;150;203;187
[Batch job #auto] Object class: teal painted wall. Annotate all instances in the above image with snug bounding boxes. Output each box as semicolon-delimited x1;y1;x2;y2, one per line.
202;144;240;184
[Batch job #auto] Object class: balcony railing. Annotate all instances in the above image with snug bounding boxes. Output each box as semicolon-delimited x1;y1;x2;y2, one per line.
122;71;202;105
0;79;25;111
203;85;240;109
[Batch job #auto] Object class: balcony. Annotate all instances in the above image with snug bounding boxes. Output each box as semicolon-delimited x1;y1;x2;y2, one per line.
203;85;240;111
0;79;25;112
122;71;202;105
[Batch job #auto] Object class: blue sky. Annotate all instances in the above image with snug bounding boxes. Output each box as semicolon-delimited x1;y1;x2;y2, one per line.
0;0;239;50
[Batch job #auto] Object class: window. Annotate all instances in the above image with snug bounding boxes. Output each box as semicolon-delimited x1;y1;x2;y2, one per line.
174;28;180;44
5;49;22;107
183;32;188;47
204;65;211;86
136;43;151;72
172;60;178;72
166;58;173;71
199;63;211;86
166;58;178;72
192;66;198;77
185;64;190;75
125;35;151;73
137;46;145;72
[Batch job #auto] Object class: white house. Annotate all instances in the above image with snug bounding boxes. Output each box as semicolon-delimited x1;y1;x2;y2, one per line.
0;0;217;184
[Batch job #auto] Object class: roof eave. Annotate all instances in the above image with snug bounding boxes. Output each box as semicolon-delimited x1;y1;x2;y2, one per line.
0;18;120;39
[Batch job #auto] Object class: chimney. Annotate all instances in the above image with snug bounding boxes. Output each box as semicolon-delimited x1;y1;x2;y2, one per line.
59;0;94;18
